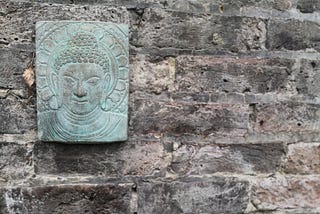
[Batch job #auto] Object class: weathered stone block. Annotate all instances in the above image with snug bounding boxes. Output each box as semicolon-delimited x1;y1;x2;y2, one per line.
130;55;175;94
138;177;249;214
252;102;320;133
171;142;286;175
0;48;32;89
284;143;320;174
174;56;295;94
0;1;129;46
171;92;210;103
131;8;266;52
0;96;37;134
34;137;170;176
130;99;249;137
296;59;320;97
252;176;320;210
0;142;32;182
267;19;320;51
4;184;133;214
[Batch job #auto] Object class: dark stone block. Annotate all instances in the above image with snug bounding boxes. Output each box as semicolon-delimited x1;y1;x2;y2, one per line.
171;142;286;175
34;137;170;176
130;99;249;137
138;177;249;214
4;184;133;214
267;19;320;51
0;96;37;134
296;59;320;97
131;8;266;52
0;142;32;182
0;48;32;89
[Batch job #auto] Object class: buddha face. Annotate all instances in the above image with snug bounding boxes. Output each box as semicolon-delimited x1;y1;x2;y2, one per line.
59;63;107;115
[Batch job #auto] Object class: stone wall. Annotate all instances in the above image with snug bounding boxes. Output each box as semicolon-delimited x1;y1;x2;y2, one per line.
1;0;320;213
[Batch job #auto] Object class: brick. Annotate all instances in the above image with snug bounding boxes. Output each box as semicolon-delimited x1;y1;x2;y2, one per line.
284;143;320;174
130;55;175;94
130;99;249;137
4;184;133;214
0;96;37;134
296;59;320;97
0;48;32;89
252;102;320;133
252;176;320;210
171;92;210;103
174;56;295;94
34;137;170;176
297;0;320;13
138;177;249;214
0;1;129;46
0;142;32;182
267;19;320;51
171;142;286;175
131;8;266;52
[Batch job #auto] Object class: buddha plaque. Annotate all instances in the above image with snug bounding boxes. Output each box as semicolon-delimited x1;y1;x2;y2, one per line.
36;21;129;143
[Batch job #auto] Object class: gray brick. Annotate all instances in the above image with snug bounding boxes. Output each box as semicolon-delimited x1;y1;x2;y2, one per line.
138;177;249;214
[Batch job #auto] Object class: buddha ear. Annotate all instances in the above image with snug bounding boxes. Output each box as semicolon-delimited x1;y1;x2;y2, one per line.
101;73;112;111
104;73;111;92
49;72;62;109
51;73;59;93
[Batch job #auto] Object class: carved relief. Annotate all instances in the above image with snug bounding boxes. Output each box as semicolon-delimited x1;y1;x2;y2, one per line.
36;21;129;142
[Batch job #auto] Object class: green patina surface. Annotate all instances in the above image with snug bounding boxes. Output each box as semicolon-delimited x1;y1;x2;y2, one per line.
36;21;129;143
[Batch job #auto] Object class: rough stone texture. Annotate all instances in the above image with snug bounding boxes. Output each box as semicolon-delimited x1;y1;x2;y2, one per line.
171;142;286;175
252;176;320;210
131;99;249;137
0;48;32;89
0;96;37;134
0;189;8;214
267;19;320;52
0;142;32;183
131;8;266;52
4;184;133;214
130;55;175;94
284;143;320;174
296;59;320;97
252;102;320;133
34;137;170;176
138;177;249;214
174;56;295;94
0;1;129;46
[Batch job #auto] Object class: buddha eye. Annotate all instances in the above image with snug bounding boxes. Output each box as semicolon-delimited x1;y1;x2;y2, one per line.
86;77;100;86
63;76;76;85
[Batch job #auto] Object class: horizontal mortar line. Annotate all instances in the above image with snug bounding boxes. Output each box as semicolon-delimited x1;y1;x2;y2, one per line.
169;173;320;180
134;48;320;59
0;132;37;143
241;7;320;23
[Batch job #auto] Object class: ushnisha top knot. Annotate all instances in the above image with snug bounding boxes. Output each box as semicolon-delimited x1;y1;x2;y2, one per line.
54;32;109;73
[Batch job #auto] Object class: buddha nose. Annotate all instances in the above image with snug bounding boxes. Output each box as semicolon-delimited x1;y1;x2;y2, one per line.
74;81;87;98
